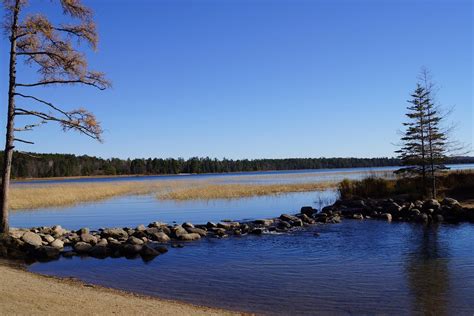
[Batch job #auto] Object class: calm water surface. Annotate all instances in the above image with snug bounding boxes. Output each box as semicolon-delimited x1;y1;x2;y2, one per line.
29;221;474;315
10;165;474;315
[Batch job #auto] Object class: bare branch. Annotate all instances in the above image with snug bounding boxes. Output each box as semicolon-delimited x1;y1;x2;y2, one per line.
16;77;109;90
14;120;46;132
14;92;71;116
14;138;34;144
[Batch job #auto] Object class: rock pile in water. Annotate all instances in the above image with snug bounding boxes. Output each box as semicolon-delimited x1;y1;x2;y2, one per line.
324;197;474;224
1;197;471;262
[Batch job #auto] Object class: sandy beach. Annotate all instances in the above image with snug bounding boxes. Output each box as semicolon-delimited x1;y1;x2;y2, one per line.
0;262;240;316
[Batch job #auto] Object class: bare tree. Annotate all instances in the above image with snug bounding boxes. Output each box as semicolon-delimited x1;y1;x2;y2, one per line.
0;0;110;234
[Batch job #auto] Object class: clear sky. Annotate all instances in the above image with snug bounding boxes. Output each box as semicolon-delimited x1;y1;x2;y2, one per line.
0;0;472;159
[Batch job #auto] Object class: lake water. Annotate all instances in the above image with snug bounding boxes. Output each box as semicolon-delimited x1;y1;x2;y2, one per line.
9;164;474;315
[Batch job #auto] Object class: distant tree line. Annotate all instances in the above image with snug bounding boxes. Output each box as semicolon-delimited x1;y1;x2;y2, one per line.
1;152;473;179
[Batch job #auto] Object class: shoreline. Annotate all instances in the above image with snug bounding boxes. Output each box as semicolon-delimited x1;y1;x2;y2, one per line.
0;259;243;315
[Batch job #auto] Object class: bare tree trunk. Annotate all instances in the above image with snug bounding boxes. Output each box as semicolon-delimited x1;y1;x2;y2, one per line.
0;0;20;235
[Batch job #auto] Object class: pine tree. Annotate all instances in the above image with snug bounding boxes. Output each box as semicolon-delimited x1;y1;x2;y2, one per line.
396;69;449;198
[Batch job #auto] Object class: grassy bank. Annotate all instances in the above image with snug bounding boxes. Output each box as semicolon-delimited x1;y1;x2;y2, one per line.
338;171;474;200
157;182;336;201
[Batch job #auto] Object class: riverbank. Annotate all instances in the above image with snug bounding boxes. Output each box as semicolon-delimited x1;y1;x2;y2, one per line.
0;261;240;315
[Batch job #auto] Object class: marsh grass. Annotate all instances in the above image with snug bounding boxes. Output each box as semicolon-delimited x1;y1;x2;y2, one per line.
9;180;197;210
156;182;337;201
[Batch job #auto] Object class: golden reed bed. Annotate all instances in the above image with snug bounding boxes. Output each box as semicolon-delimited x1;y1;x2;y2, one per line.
9;179;337;210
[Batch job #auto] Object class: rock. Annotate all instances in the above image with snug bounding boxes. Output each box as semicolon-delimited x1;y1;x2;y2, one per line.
171;244;184;248
171;226;189;239
89;245;109;258
101;228;128;240
182;222;194;229
120;244;143;257
250;228;263;235
280;214;298;222
128;236;144;245
298;214;315;224
74;242;92;254
442;198;460;207
9;229;26;239
301;206;316;217
148;221;167;228
35;246;60;260
213;228;227;237
154;245;168;254
22;231;43;248
217;222;232;230
423;199;441;211
185;227;207;237
277;220;292;229
206;222;217;229
50;239;64;249
136;224;146;231
178;233;201;241
417;213;429;223
353;213;364;220
150;232;171;243
380;213;392;222
52;225;66;237
43;235;55;243
434;214;444;223
328;215;342;224
97;238;108;246
81;233;98;245
254;219;274;226
140;244;160;257
77;227;90;235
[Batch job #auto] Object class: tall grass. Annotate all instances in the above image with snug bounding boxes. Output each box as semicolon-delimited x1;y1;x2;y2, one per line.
157;182;337;200
338;170;474;200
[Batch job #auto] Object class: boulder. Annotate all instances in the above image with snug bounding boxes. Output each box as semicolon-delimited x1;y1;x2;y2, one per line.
128;236;144;245
140;244;160;257
148;221;167;228
9;229;26;239
50;239;64;249
171;226;188;239
352;214;364;220
300;206;316;217
185;227;207;237
43;235;55;243
253;219;274;226
277;220;292;229
423;199;441;211
150;232;171;243
35;246;60;261
120;244;143;257
77;227;90;235
136;224;146;231
178;233;201;241
52;225;66;237
442;198;460;207
206;222;217;229
182;222;194;229
101;228;128;240
250;228;263;235
22;231;43;248
380;213;392;222
74;241;92;254
81;233;98;245
97;238;108;246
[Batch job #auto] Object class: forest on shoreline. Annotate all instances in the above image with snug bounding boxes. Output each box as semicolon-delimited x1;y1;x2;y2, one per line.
3;152;474;179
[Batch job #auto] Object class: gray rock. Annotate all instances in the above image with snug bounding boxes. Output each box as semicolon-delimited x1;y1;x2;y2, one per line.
50;239;64;249
206;222;217;229
43;235;55;243
52;225;66;237
136;224;146;231
22;231;43;248
254;219;274;226
101;228;128;240
35;246;60;260
97;238;108;246
182;222;195;229
301;206;316;217
9;229;26;239
185;227;207;237
380;213;392;222
128;236;144;245
178;233;201;241
77;227;90;235
171;225;188;239
74;241;92;253
150;232;171;243
140;244;160;257
81;233;98;245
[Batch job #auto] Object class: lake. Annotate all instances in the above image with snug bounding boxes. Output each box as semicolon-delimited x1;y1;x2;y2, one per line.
10;164;474;315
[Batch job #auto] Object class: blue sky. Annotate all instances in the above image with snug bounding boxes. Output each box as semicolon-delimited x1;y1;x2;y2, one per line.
0;0;472;159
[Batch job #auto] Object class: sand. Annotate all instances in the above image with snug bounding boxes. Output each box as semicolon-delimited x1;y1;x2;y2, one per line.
0;263;242;316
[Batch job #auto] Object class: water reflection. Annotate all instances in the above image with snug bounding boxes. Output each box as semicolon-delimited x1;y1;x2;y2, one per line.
406;225;450;315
